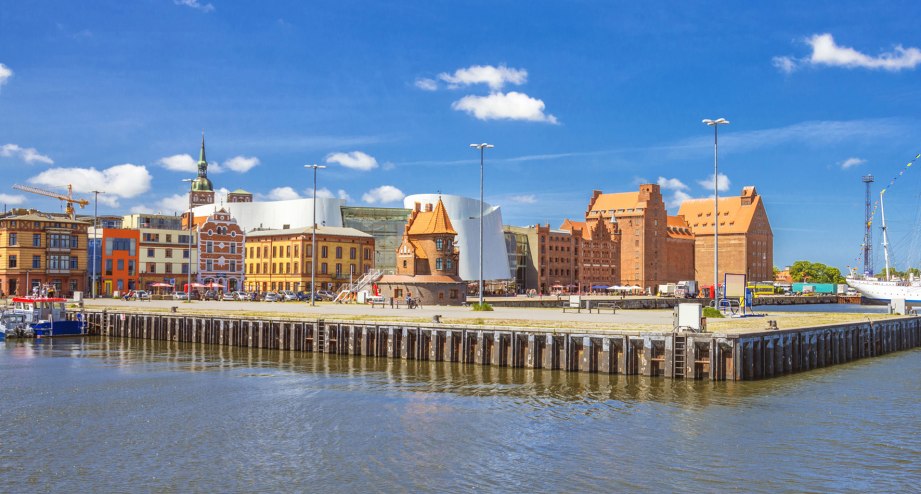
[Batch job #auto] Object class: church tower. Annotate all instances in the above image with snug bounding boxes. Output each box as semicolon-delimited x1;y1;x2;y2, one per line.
190;133;215;207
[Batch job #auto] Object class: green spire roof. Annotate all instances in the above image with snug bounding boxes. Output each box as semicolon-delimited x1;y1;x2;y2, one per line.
198;131;207;165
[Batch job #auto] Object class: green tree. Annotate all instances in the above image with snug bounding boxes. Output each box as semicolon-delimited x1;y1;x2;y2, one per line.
788;260;844;284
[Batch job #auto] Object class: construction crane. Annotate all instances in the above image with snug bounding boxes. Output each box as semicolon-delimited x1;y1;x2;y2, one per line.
12;184;90;220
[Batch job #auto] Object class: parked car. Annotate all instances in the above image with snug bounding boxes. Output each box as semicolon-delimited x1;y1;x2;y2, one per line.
202;290;218;301
280;290;298;301
172;292;189;300
127;290;151;301
317;290;336;301
221;291;236;301
233;291;250;301
263;292;280;302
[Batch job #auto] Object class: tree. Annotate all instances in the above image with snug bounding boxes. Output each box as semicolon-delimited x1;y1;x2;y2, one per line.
788;260;844;284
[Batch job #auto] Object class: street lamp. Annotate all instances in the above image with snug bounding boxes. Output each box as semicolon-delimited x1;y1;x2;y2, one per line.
469;143;494;307
90;190;105;299
702;118;729;300
305;164;326;307
182;178;194;303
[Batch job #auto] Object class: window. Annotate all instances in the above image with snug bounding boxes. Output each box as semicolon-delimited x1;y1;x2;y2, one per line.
394;288;403;298
321;263;328;274
350;247;356;260
8;255;16;268
128;260;135;276
32;255;40;269
230;260;236;272
230;243;236;254
321;246;328;258
335;246;342;259
294;246;299;257
450;289;458;299
206;260;213;271
438;291;444;300
178;234;190;244
147;248;155;257
436;258;443;270
436;239;443;250
286;246;291;257
294;262;299;274
446;259;453;270
33;234;41;247
70;257;78;270
335;263;342;276
286;263;290;274
306;245;312;258
402;260;407;268
272;246;277;257
148;262;156;273
117;259;124;271
8;233;16;245
165;263;172;274
165;248;173;258
364;248;371;260
183;249;189;259
181;264;188;274
105;259;113;276
206;242;213;253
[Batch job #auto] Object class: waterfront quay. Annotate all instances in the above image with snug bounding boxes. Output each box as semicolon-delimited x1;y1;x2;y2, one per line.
80;298;921;381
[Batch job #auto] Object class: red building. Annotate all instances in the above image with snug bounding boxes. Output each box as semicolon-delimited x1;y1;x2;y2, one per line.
100;228;140;296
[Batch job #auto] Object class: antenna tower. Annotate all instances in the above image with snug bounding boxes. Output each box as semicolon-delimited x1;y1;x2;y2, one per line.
862;174;875;275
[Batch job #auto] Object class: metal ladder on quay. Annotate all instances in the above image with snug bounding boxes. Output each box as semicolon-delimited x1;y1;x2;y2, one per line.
316;324;326;353
673;335;687;378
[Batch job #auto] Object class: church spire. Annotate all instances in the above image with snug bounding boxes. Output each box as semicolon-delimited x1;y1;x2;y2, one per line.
197;131;208;179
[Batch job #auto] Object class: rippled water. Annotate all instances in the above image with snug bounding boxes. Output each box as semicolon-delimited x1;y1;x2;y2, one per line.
0;337;918;493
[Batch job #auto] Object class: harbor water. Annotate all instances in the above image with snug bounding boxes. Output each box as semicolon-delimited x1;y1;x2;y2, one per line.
0;337;918;492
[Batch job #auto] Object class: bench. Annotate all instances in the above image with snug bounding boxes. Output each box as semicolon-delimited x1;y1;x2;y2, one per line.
561;296;584;313
592;302;620;313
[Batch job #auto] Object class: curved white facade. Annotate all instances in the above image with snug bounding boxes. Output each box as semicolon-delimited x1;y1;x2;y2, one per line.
192;198;344;232
404;194;511;281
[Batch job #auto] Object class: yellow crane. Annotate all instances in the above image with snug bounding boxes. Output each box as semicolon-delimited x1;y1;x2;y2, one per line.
12;184;90;220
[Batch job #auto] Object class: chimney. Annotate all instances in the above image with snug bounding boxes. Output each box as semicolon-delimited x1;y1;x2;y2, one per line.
425;203;433;212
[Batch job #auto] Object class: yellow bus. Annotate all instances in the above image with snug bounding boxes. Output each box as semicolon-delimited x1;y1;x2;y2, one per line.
747;282;775;296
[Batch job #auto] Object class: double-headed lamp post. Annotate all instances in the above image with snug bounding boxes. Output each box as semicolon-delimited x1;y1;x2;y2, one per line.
182;178;194;303
469;143;494;307
702;118;729;300
305;164;326;307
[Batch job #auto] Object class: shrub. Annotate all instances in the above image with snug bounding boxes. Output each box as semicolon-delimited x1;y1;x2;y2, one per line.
703;307;724;318
471;302;493;311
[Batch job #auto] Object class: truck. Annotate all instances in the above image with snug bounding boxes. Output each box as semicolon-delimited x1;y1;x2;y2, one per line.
675;280;699;298
657;283;676;297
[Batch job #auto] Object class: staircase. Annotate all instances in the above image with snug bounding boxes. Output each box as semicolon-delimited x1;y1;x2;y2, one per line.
333;269;383;303
673;335;687;378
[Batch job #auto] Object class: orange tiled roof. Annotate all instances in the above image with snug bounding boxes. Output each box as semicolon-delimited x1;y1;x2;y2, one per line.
677;187;761;235
407;198;457;235
409;240;428;259
559;219;592;240
666;215;694;239
589;191;644;214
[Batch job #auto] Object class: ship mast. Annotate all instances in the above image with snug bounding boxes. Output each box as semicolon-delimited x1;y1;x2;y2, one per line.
880;191;892;281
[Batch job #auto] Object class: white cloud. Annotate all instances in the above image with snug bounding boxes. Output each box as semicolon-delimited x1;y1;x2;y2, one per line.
415;78;438;91
509;194;537;204
131;194;189;215
451;91;558;123
28;164;152;206
0;63;12;88
174;0;214;13
774;33;921;73
326;151;379;171
337;189;352;203
438;64;527;90
665;190;694;209
1;143;53;164
697;173;731;192
0;193;26;205
303;187;335;199
266;187;302;201
362;185;405;204
159;154;197;172
656;177;688;190
222;155;259;173
840;157;866;169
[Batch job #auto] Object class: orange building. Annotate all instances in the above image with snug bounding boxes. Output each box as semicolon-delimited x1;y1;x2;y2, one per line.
100;228;140;296
677;186;774;285
378;198;465;305
0;212;89;297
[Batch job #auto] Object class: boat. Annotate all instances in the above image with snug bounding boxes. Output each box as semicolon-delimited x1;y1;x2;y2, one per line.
846;188;921;304
1;297;86;338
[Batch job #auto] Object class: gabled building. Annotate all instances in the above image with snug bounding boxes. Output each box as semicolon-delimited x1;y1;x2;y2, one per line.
377;198;465;305
0;212;89;297
560;217;620;293
677;186;774;285
195;208;245;291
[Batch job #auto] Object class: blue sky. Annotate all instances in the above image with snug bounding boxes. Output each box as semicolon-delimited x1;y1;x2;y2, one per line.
2;1;921;272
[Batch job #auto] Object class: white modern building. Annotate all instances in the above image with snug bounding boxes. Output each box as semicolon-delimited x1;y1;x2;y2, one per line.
403;194;511;281
191;197;344;232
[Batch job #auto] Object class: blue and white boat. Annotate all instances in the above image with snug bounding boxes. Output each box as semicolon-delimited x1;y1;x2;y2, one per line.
3;297;86;338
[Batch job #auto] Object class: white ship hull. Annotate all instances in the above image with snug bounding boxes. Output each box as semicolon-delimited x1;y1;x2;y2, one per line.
846;278;921;303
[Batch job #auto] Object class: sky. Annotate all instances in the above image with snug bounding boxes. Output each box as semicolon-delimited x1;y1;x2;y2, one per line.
2;1;921;273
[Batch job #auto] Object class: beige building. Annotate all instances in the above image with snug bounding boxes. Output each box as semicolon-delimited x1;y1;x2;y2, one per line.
122;214;198;289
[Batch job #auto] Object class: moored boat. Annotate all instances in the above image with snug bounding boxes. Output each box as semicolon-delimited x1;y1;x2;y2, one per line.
2;297;86;338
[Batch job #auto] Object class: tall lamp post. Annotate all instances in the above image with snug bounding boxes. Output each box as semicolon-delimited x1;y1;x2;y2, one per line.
469;143;494;307
182;178;194;303
702;118;729;300
305;164;326;307
90;190;105;298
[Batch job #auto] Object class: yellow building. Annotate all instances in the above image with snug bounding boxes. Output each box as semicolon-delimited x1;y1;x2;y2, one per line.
0;212;89;297
244;225;375;293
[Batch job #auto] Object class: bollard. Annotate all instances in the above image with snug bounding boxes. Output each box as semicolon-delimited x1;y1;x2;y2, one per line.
171;306;178;313
432;315;442;323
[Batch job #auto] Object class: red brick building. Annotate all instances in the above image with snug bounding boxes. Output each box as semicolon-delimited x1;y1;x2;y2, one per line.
194;208;245;291
677;186;774;285
378;198;465;305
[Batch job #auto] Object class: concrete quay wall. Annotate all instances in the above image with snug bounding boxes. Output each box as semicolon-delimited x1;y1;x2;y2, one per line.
487;295;838;309
83;311;920;381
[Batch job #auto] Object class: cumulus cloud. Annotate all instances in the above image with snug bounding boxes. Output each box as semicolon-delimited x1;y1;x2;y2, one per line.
415;78;438;91
174;0;214;13
663;190;695;209
0;193;26;205
326;151;379;171
509;194;537;204
656;177;688;190
0;63;11;89
265;186;302;201
28;164;152;206
438;64;527;90
840;157;866;169
223;155;259;172
362;185;405;204
452;91;558;123
159;153;197;173
697;173;731;192
1;143;53;164
774;33;921;73
337;189;352;203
